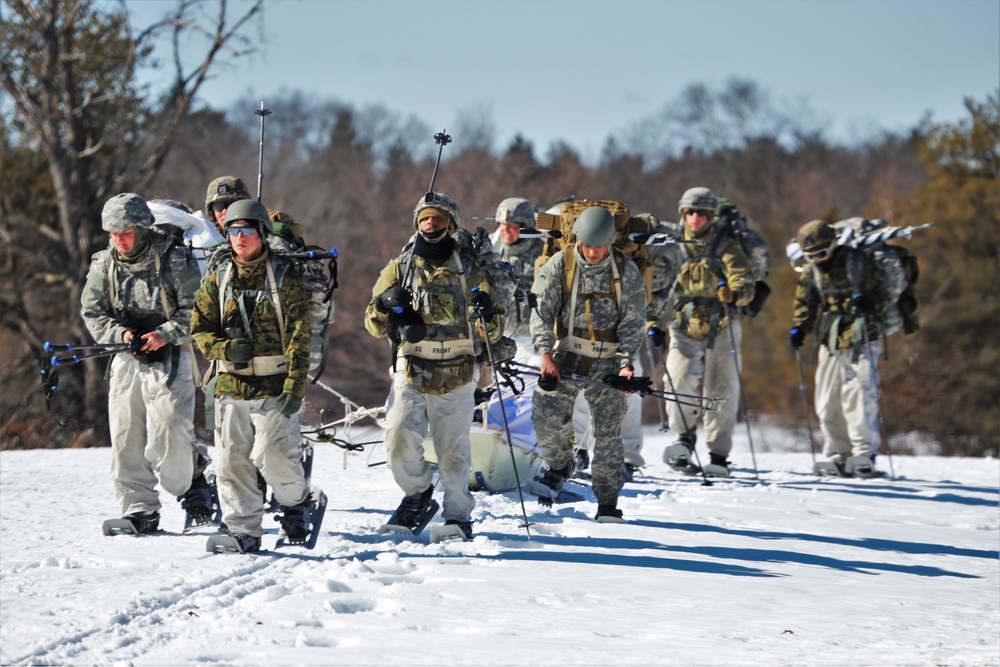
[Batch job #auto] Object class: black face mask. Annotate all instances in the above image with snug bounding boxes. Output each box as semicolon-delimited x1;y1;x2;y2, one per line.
413;233;455;261
419;227;448;242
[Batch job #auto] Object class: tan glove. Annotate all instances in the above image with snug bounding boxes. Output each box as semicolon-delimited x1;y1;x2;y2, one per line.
717;284;733;303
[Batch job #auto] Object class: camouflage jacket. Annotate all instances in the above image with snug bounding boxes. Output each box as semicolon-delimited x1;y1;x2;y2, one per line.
792;247;888;352
645;223;687;327
671;226;755;342
191;250;312;399
530;246;647;370
493;235;544;337
81;232;201;347
364;241;505;395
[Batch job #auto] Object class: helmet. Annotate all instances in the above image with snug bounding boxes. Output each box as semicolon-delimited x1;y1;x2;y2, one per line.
204;176;251;217
412;192;460;231
572;206;616;246
678;187;718;215
797;219;837;253
225;199;273;235
102;193;154;232
495;197;535;227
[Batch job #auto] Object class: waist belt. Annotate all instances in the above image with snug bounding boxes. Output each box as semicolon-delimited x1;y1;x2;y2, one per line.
555;335;619;359
218;354;287;376
398;338;475;361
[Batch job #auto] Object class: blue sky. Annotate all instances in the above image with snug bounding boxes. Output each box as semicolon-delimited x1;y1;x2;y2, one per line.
128;0;1000;159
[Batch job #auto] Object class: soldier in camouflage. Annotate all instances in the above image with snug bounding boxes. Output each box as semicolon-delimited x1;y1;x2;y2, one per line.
790;219;888;474
203;176;251;235
81;193;212;534
364;192;505;539
526;206;647;523
190;200;320;553
663;188;756;476
490;197;543;345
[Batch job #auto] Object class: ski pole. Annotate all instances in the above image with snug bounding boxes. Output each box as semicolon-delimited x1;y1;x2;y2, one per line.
471;289;533;538
721;299;759;480
859;313;896;481
44;341;128;353
795;348;818;466
427;130;452;193
645;338;668;431
254;101;271;201
659;348;713;486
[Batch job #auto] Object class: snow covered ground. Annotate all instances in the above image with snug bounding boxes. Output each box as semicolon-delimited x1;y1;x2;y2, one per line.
2;427;998;666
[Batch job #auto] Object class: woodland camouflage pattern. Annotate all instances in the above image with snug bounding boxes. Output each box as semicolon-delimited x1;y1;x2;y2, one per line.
191;251;312;399
792;247;888;351
365;244;504;395
81;231;200;345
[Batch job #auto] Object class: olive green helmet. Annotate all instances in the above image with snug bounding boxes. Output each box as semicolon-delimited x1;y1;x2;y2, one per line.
224;199;273;235
102;193;154;232
572;206;616;246
204;176;251;218
797;219;837;252
678;187;718;215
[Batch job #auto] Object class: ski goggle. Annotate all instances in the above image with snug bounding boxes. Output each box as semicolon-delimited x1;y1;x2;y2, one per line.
226;226;258;237
803;244;835;262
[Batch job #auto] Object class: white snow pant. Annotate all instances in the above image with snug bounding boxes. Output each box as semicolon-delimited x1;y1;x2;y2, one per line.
814;343;881;459
108;348;197;516
574;355;645;467
215;394;308;537
664;321;742;457
383;372;476;523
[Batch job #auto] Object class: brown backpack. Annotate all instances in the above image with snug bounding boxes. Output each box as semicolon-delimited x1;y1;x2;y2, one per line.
533;199;654;302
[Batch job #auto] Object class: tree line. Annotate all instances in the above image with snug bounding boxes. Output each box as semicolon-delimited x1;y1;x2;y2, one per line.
2;1;997;456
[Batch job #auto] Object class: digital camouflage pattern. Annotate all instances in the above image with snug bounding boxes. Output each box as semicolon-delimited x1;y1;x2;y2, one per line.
530;246;648;370
792;247;888;352
671;228;755;342
530;244;646;507
101;193;155;233
493;232;544;337
365;242;505;395
644;220;686;325
81;231;200;346
494;197;535;226
191;251;312;399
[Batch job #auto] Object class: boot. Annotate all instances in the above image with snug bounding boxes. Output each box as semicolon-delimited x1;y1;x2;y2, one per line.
391;486;435;530
124;511;160;534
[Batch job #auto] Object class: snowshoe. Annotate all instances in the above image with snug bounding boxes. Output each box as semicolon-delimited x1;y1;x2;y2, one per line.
380;486;440;536
103;510;160;536
524;463;572;504
845;455;883;479
595;504;626;524
206;531;261;554
429;520;473;543
814;454;847;477
181;473;222;532
703;453;732;479
275;488;328;549
663;441;701;476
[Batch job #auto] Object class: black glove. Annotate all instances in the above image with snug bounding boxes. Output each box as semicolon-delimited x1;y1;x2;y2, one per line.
375;286;410;314
647;326;667;349
470;290;496;322
852;292;873;316
788;327;805;349
225;338;253;362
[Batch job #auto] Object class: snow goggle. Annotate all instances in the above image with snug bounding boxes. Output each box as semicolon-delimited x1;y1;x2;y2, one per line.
803;244;835;262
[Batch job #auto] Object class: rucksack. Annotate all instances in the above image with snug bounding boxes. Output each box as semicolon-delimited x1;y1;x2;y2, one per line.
533;199;655;303
207;239;338;382
830;217;920;336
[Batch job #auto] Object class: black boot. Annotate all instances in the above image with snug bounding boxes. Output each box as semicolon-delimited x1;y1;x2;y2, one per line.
278;500;312;541
391;485;435;530
124;510;160;534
